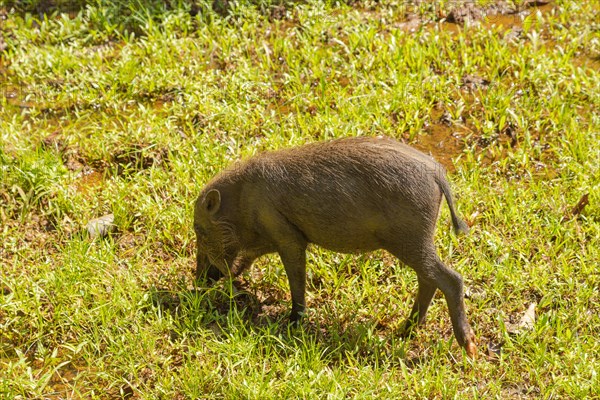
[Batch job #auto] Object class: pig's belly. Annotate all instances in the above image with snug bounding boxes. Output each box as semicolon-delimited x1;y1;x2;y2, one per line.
279;190;424;253
294;214;391;253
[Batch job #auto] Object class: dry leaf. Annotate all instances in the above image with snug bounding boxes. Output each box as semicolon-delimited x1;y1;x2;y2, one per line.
507;302;537;334
518;302;536;330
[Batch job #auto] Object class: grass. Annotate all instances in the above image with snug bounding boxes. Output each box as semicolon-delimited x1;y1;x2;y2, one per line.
1;0;599;398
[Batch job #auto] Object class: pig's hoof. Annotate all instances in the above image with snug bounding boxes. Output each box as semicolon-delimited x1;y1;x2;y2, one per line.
466;341;478;359
288;309;305;325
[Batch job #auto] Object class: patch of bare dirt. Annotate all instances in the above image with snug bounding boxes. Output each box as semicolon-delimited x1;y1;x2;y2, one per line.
110;143;169;175
412;124;466;173
236;272;289;323
461;75;491;91
446;3;485;25
269;4;287;21
40;123;170;182
444;0;554;26
117;232;146;257
396;14;422;32
0;215;63;267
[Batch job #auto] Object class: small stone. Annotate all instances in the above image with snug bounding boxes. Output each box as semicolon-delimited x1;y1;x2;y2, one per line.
86;214;115;239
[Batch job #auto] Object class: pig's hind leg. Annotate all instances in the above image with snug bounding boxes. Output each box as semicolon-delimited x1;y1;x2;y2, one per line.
430;253;476;356
399;276;437;338
389;240;477;358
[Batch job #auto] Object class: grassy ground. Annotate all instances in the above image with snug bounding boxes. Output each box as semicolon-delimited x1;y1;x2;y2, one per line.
1;0;599;398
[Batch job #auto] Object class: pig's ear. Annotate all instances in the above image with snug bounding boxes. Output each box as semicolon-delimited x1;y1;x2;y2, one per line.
204;189;221;215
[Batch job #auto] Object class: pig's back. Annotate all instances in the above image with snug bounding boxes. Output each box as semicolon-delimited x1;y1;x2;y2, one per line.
242;136;444;251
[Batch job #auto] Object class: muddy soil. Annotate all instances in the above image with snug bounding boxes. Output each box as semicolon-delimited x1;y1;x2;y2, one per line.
444;0;552;25
0;1;580;182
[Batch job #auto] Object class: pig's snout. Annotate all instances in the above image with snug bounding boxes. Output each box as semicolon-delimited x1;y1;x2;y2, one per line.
196;263;224;283
196;253;225;283
204;264;224;282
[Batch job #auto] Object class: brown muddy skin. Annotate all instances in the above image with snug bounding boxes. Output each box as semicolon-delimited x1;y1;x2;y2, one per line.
194;136;477;358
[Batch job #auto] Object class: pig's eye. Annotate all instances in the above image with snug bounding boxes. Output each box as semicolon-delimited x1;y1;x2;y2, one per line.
194;225;205;236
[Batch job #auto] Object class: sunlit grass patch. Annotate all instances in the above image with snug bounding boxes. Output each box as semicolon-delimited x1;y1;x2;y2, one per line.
1;0;599;398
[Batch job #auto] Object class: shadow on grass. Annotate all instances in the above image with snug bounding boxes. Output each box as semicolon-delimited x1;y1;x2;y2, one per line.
142;282;430;368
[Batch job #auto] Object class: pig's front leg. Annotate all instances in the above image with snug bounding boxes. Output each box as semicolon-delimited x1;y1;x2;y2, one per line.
279;247;307;322
258;209;309;322
231;254;256;276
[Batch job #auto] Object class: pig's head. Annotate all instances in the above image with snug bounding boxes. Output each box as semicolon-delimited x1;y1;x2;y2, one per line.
193;188;238;283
